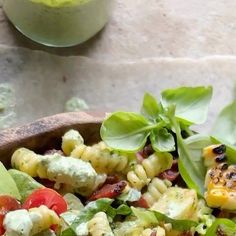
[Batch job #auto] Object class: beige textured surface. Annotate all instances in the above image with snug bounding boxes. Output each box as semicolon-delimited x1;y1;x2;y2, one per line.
1;0;236;60
0;46;235;131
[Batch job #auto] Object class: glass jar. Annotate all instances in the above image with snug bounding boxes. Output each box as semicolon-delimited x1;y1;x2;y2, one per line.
3;0;111;47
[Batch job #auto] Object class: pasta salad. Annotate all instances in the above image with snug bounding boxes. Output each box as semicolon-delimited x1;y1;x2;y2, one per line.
0;86;236;236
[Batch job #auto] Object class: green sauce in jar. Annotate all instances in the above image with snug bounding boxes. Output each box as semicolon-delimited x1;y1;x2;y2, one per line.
3;0;111;47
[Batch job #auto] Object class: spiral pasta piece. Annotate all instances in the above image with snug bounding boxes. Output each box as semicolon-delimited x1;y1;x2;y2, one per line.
62;129;84;156
88;212;114;236
11;148;98;194
141;227;166;236
71;143;129;174
127;153;173;190
11;148;40;177
29;205;60;235
143;177;172;207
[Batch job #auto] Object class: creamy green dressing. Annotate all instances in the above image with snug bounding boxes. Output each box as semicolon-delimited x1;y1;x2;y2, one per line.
3;0;111;46
30;0;90;7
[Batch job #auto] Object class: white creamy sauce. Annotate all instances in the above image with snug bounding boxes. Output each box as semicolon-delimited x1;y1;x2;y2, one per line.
4;209;33;236
40;154;97;188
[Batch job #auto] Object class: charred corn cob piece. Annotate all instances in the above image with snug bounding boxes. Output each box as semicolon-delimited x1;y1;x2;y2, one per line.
203;144;227;168
205;163;236;210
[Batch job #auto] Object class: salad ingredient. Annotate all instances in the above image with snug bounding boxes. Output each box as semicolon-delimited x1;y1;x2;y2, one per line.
203;144;226;168
101;87;212;153
161;86;212;125
132;207;197;231
0;162;21;200
169;114;209;196
142;177;172;207
151;187;198;220
62;129;84;156
101;112;152;152
88;181;127;201
63;194;84;212
205;218;236;235
141;93;160;121
117;187;141;202
205;163;236;210
87;212;114;236
3;209;33;236
12;148;98;194
69;198;113;233
4;206;60;236
0;196;21;235
8;169;43;201
70;143;130;175
23;188;67;215
127;153;173;190
212;101;236;146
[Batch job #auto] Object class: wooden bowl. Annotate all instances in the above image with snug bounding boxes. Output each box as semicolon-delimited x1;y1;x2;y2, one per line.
0;112;105;167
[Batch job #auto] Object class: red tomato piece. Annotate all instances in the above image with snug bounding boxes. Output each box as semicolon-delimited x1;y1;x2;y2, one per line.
104;175;120;185
23;188;67;215
88;181;127;201
0;195;21;235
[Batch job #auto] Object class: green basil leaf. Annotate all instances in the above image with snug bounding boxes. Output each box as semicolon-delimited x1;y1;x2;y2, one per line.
211;136;236;164
101;112;152;151
141;93;160;120
116;204;132;216
61;228;76;236
211;101;236;146
150;128;175;152
71;198;113;231
153;211;197;231
117;188;141;202
161;86;213;125
206;219;236;236
168;109;207;196
131;207;158;226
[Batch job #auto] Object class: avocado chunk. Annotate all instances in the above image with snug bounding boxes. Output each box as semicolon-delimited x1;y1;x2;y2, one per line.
0;162;21;200
8;169;43;201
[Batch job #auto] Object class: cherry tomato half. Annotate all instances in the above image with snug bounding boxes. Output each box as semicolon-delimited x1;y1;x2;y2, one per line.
0;195;21;235
23;188;67;215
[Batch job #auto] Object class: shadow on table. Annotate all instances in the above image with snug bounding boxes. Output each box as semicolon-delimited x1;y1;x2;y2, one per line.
4;17;106;57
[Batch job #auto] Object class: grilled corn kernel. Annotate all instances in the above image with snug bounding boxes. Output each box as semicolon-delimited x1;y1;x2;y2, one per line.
203;144;226;169
205;164;236;210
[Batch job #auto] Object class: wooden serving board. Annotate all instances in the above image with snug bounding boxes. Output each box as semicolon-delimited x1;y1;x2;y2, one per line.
0;112;105;166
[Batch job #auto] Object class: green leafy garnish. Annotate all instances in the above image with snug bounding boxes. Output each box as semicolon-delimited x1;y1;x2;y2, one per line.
101;86;212;152
100;112;152;152
131;207;197;231
150;127;175;152
141;93;160;120
161;86;213;125
212;101;236;146
0;162;21;200
206;219;236;236
168;109;208;196
70;198;113;232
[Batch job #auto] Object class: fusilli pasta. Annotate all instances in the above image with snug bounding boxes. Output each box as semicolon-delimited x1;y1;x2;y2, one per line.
62;129;84;156
29;205;60;235
127;153;173;190
88;212;114;236
143;177;172;207
71;142;129;174
11;148;98;194
11;148;40;177
141;227;166;236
